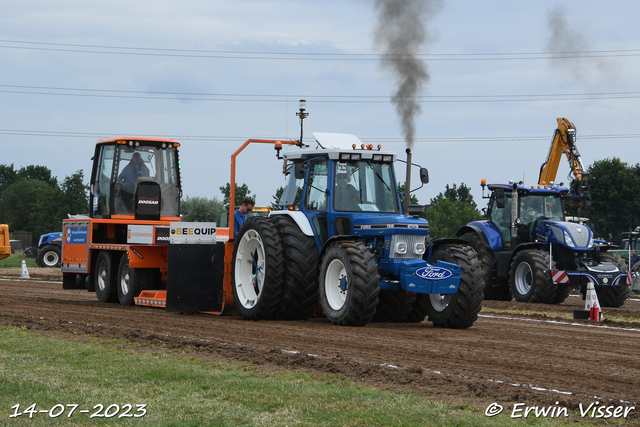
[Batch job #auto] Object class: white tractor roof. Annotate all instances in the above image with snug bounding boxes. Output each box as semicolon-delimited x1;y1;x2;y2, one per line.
313;133;362;150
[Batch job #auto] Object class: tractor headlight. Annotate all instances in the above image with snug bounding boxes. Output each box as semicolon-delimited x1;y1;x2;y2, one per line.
563;230;575;248
395;242;408;255
414;242;426;255
587;234;594;248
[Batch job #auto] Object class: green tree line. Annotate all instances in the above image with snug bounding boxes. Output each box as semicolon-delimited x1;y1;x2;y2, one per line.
0;164;88;237
4;158;639;245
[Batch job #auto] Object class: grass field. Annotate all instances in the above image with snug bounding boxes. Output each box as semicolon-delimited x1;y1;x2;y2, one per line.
0;253;38;268
0;325;591;427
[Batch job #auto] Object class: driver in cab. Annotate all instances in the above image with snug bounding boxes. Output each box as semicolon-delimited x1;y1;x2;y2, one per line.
334;172;361;211
117;152;149;211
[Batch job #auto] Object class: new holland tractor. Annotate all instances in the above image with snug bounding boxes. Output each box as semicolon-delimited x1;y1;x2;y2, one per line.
456;181;630;307
231;133;484;327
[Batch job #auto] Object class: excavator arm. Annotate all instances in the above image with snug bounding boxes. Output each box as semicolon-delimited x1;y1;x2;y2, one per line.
538;118;589;200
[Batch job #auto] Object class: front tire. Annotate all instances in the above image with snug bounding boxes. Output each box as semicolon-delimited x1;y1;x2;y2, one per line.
231;217;285;320
37;245;61;268
461;232;511;301
319;241;379;326
94;251;118;303
509;249;557;303
597;252;630;307
427;244;484;328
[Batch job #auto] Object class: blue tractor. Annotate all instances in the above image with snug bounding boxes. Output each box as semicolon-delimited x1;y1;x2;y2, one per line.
36;231;63;268
231;133;484;327
457;181;630;307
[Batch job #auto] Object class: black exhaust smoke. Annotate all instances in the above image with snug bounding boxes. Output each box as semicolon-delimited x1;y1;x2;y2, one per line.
374;0;443;150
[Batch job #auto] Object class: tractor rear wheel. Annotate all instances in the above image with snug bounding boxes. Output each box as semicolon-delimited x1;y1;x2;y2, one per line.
427;244;484;328
374;290;416;322
272;215;320;320
461;232;511;301
510;249;557;303
231;217;285;320
319;241;379;326
37;245;61;268
597;252;630;307
94;251;118;303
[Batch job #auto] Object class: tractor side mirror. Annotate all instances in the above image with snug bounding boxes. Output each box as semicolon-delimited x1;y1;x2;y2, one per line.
294;162;305;180
495;189;505;209
419;168;429;184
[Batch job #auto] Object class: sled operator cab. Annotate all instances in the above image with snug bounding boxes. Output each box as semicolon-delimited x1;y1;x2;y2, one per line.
89;137;181;221
61;137;182;306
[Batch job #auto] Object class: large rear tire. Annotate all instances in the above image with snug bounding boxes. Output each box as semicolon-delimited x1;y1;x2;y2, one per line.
319;241;379;326
94;251;118;303
510;249;557;303
37;245;61;268
231;217;285;320
427;244;484;329
272;216;320;320
597;252;630;307
461;232;511;301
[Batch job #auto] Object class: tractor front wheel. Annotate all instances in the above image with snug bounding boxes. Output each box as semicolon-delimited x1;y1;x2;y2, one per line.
427;244;484;329
319;241;379;326
231;217;285;320
37;245;61;268
510;249;556;303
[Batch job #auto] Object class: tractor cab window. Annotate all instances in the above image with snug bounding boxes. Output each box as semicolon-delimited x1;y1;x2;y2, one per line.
334;161;399;213
93;145;115;216
304;160;328;211
520;195;564;224
278;162;304;209
488;192;512;248
113;145;180;217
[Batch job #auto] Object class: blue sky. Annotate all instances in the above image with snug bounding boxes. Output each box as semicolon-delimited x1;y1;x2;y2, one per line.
2;1;639;211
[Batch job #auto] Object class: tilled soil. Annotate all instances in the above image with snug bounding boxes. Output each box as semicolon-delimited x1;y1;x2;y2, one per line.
1;268;639;420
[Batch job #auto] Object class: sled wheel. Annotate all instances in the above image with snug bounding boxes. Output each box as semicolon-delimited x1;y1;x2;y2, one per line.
95;251;118;303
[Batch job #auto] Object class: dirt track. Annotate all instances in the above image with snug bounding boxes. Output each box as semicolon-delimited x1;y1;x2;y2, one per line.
1;268;639;420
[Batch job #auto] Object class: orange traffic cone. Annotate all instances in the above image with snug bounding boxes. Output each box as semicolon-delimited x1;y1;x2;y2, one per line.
585;280;602;321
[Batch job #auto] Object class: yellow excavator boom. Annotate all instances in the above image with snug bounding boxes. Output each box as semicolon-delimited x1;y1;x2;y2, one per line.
538;117;587;187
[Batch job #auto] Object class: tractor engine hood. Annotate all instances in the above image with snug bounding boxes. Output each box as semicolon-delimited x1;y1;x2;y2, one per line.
534;220;594;250
351;214;430;237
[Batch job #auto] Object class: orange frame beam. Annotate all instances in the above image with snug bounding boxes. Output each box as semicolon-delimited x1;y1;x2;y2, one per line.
222;138;300;313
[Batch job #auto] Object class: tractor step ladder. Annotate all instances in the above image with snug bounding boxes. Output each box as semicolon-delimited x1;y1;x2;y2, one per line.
134;290;167;308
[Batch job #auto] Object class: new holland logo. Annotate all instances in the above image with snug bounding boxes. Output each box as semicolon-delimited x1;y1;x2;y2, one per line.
415;266;452;280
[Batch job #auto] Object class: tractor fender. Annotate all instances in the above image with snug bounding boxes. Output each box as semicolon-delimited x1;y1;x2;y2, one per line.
457;221;503;251
319;235;360;260
269;211;314;236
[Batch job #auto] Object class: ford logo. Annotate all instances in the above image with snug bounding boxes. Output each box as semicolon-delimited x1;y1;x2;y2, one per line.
415;266;452;280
